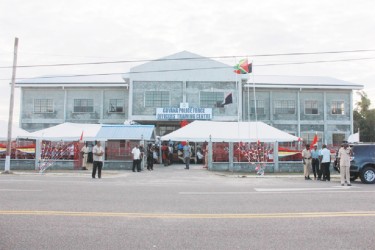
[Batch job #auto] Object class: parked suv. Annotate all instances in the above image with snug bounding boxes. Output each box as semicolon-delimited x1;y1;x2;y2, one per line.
349;143;375;184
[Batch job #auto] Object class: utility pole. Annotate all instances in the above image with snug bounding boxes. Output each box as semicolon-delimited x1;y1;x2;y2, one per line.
3;37;19;174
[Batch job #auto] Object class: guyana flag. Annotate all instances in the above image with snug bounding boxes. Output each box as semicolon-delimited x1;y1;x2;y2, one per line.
234;59;252;74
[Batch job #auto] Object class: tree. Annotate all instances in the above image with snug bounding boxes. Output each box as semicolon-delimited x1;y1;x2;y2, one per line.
354;91;375;142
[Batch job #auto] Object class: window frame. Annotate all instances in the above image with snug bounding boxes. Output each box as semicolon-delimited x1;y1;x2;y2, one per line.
108;99;124;113
33;99;54;113
274;100;296;115
73;99;94;113
144;91;170;107
331;100;345;115
304;100;319;115
250;99;265;115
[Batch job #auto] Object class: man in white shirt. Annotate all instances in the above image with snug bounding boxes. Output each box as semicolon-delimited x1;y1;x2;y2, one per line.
319;144;331;181
131;144;141;172
92;141;104;179
183;141;191;170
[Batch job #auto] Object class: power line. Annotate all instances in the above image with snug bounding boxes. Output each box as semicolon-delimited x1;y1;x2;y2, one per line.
2;56;375;82
0;49;374;69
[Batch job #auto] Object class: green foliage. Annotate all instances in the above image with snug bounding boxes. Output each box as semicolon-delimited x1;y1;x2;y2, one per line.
354;91;375;142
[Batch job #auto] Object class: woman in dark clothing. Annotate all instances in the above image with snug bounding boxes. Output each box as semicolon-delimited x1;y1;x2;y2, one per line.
146;144;154;171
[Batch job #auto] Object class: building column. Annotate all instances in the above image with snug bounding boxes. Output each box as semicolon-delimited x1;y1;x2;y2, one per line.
63;87;67;122
297;90;301;137
323;91;327;144
100;90;104;120
128;80;134;120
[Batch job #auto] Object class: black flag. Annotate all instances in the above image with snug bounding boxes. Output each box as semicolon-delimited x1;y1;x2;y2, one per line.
216;93;233;107
222;92;233;106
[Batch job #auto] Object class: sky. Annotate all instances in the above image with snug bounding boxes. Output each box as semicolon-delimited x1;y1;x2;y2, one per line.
1;0;374;124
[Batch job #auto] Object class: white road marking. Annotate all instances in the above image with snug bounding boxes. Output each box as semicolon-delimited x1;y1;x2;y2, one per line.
255;187;355;192
0;189;42;192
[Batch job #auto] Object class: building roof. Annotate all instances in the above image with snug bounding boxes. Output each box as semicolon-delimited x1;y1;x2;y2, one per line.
126;51;235;82
126;50;363;90
16;74;127;87
15;51;363;90
244;75;363;89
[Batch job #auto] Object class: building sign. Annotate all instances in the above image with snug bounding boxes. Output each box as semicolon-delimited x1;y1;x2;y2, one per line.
156;107;212;120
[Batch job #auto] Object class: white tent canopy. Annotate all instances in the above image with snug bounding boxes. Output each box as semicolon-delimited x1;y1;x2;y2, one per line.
161;121;300;142
26;123;102;141
0;120;31;140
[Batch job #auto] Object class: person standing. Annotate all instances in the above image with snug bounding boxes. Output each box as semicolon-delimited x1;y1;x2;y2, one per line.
168;143;174;165
92;141;104;179
183;141;191;170
203;144;208;168
161;143;169;166
80;142;89;170
131;144;141;172
311;144;320;180
319;144;331;181
302;144;312;180
146;144;154;171
337;142;352;186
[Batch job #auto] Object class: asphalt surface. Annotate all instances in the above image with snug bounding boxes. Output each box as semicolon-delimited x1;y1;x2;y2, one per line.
1;164;375;250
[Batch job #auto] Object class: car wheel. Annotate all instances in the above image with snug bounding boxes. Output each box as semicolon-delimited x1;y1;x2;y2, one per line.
360;166;375;184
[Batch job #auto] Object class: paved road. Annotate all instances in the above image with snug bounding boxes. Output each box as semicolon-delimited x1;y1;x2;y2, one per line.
1;165;375;250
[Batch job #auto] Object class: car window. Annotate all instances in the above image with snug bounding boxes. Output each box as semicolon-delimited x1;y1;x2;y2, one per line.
353;145;375;157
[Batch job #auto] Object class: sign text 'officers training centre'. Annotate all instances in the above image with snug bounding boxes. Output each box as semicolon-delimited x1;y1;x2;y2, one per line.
156;107;212;120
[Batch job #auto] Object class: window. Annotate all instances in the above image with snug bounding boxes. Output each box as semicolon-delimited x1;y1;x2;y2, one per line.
109;99;124;113
145;91;169;107
250;100;265;115
332;133;345;146
34;99;53;113
74;99;94;113
274;100;295;114
331;101;344;115
305;100;318;115
200;91;224;108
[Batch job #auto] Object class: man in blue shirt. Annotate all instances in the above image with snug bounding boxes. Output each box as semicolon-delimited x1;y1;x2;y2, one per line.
311;144;320;180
